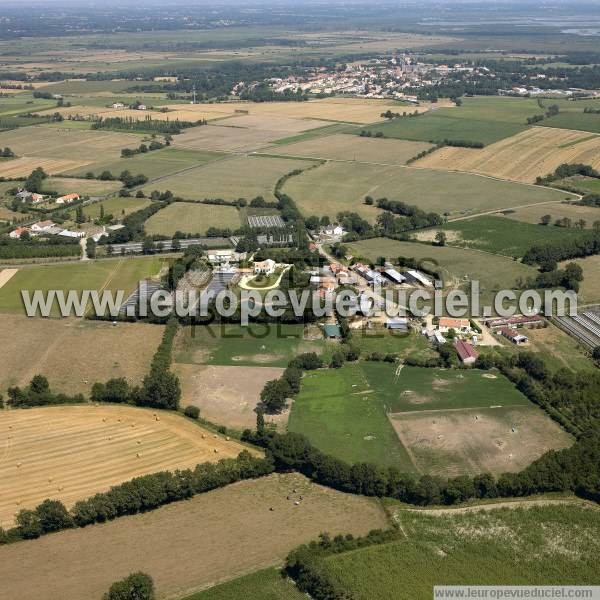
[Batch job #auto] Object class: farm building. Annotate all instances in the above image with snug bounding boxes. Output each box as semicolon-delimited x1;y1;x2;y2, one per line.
207;249;246;265
55;193;80;205
253;259;277;275
485;315;544;330
30;220;56;233
324;324;342;339
257;232;294;246
321;223;345;237
430;330;446;345
500;327;529;345
383;268;406;285
455;339;478;365
404;269;434;288
9;227;31;239
438;317;471;334
16;190;45;203
385;317;409;331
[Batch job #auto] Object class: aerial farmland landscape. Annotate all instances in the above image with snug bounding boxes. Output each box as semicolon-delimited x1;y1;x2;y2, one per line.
0;1;599;599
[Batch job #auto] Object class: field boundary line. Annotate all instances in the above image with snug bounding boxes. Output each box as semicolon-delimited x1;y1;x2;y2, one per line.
388;404;531;416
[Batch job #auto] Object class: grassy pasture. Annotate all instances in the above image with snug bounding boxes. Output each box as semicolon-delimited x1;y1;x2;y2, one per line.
362;97;541;145
143;155;317;202
558;254;600;304
185;568;305;600
323;504;600;599
174;323;324;368
0;256;164;315
429;215;586;257
271;133;433;164
288;363;417;471
0;473;387;600
560;175;600;194
503;202;600;229
347;238;537;295
0;94;55;117
0;404;249;526
283;161;570;221
68;147;224;179
144;202;241;236
415;127;600;183
79;195;152;219
42;176;122;197
0;315;163;395
540;111;600;133
289;363;569;475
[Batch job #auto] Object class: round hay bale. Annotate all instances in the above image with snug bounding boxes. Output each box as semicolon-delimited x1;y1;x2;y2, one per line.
213;434;218;439
102;418;106;422
16;462;21;468
137;440;141;444
226;436;230;441
131;423;136;428
155;416;160;421
201;434;206;439
136;452;141;458
213;448;218;453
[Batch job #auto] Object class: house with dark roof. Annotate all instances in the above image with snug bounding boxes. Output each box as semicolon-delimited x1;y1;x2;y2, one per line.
455;340;478;365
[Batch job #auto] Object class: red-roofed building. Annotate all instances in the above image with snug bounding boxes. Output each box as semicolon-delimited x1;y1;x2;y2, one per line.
455;340;478;365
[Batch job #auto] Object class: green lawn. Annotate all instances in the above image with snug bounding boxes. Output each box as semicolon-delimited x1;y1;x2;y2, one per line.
144;202;241;236
365;364;529;413
174;323;325;368
434;215;586;258
322;504;600;599
0;256;164;315
80;196;152;220
283;161;570;221
348;238;537;298
42;177;123;197
361;97;541;145
288;363;417;470
351;328;435;359
540;111;600;134
68;147;224;179
183;568;305;600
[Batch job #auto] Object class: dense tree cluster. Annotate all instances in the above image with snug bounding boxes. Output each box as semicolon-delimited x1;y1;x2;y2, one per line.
522;230;600;266
103;572;155;600
0;236;81;259
102;202;167;244
91;116;202;134
7;375;84;408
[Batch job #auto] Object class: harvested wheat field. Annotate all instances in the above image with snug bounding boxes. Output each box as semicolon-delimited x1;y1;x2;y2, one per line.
0;404;250;527
415;127;600;183
0;472;387;600
273;133;433;164
0;316;164;395
0;156;90;177
0;268;18;289
175;364;287;430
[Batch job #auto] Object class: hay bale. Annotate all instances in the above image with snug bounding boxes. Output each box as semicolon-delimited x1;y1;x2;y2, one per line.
213;448;218;453
16;462;21;468
136;452;141;458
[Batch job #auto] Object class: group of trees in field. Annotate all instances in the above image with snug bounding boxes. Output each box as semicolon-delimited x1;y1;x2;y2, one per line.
91;319;181;410
6;375;84;408
24;166;48;193
522;230;600;266
536;162;600;187
518;261;585;293
121;137;170;158
102;202;167;244
374;198;445;234
0;236;81;259
91;116;202;134
0;451;272;545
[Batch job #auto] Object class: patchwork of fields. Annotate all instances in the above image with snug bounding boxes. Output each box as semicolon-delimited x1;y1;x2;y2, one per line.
503;202;600;228
283;160;572;220
288;363;571;476
142;155;317;201
415;127;600;183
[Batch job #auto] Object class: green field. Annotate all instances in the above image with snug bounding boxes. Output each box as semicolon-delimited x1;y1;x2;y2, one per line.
288;363;417;470
350;328;435;358
348;238;537;295
540;111;600;134
433;215;586;257
322;504;600;599
174;323;325;368
0;256;165;315
69;147;224;179
0;95;56;117
79;196;152;220
362;97;541;145
42;177;122;197
283;161;569;221
142;155;318;202
560;175;600;194
144;202;241;236
184;568;305;600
